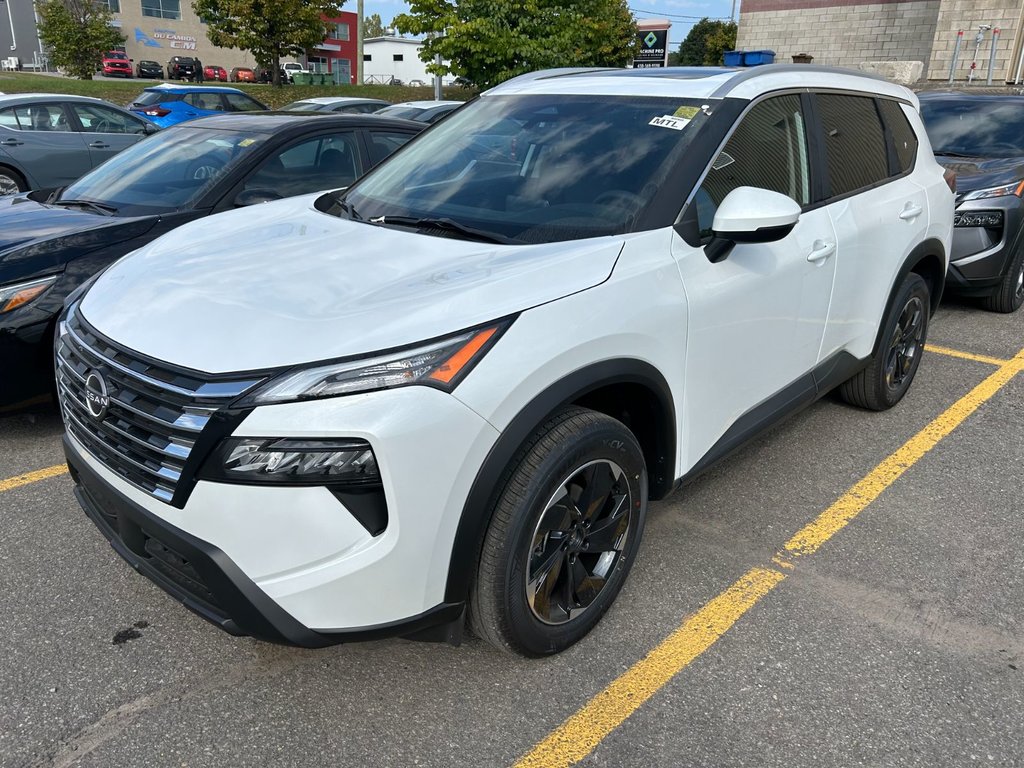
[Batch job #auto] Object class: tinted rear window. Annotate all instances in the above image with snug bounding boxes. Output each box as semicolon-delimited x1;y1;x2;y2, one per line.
878;99;918;174
818;94;889;198
133;91;182;106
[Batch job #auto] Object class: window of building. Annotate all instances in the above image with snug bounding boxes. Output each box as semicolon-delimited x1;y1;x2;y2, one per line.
393;54;403;62
101;0;122;12
141;0;181;20
335;23;350;41
308;56;328;73
363;54;372;62
817;94;889;198
696;94;810;236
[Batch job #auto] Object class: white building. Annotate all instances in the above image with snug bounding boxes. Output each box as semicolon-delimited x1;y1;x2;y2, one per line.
362;37;453;85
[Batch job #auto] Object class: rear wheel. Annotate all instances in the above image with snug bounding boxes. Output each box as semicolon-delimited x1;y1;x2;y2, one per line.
470;407;648;656
981;245;1024;314
0;166;26;196
840;273;930;411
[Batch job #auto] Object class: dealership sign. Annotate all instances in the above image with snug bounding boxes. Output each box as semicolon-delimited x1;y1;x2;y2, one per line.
634;26;668;68
135;29;199;49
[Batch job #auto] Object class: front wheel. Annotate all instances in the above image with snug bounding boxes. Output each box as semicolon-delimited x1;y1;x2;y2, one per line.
840;272;930;411
470;407;648;656
981;245;1024;314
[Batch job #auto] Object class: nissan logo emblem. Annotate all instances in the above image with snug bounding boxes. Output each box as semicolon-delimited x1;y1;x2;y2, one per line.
84;371;110;421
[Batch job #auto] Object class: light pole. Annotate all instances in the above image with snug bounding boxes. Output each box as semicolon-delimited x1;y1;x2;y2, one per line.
356;0;363;85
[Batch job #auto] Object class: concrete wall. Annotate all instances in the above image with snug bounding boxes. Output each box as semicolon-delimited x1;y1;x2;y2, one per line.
0;0;44;69
736;0;941;76
927;1;1024;83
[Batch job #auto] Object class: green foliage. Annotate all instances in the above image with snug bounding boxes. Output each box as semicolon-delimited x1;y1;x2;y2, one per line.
191;0;343;86
394;0;637;89
364;13;386;39
36;0;125;80
677;18;736;66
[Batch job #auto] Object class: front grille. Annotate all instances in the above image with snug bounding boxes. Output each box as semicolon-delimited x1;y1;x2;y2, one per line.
56;307;263;504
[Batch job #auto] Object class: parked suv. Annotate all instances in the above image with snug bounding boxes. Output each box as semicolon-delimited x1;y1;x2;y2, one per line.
919;92;1024;312
60;66;952;656
167;56;197;80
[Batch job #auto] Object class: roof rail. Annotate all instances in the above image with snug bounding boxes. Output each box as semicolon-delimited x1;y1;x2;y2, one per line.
709;63;889;98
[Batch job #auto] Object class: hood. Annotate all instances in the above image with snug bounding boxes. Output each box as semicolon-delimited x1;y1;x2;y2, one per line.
79;194;624;373
935;155;1024;194
0;195;158;282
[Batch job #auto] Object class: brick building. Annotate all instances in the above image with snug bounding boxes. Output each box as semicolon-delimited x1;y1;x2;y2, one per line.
736;0;1024;82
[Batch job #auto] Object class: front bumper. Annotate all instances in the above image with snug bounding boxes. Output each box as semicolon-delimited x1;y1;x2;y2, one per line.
946;197;1024;295
63;384;499;645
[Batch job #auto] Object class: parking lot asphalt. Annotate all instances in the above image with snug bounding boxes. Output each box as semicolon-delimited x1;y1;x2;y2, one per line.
1;298;1022;768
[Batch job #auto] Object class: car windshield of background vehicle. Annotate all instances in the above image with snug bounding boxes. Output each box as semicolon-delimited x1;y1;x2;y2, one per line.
343;94;712;244
921;101;1024;157
59;127;263;215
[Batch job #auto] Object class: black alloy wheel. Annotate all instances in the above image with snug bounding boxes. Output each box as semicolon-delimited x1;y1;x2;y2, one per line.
982;244;1024;313
884;295;925;391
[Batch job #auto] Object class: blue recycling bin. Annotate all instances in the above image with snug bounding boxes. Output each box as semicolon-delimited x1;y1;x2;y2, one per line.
743;50;776;66
724;51;744;67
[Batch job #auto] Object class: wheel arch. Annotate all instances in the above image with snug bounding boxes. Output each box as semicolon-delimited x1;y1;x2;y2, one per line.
0;162;28;191
872;238;946;356
443;359;676;604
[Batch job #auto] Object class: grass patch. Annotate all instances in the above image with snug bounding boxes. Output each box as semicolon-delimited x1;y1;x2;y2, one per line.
0;72;474;109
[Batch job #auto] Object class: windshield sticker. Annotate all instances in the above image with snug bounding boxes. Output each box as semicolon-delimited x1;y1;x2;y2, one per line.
673;106;700;119
650;115;689;131
238;138;257;147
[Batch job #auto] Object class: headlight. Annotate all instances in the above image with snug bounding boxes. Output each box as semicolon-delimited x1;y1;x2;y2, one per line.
0;275;59;314
238;319;511;405
200;437;379;485
960;181;1024;201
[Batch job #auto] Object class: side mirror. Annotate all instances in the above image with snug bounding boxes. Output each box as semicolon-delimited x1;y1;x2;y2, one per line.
704;187;802;263
235;188;283;207
143;122;159;135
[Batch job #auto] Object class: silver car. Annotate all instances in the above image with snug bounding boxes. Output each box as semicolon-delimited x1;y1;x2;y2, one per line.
0;94;158;195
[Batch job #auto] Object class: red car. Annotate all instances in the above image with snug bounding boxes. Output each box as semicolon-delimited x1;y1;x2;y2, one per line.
230;67;256;83
204;64;228;81
102;51;132;78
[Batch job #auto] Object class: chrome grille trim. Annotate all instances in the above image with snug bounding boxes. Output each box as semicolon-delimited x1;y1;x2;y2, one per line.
56;307;264;505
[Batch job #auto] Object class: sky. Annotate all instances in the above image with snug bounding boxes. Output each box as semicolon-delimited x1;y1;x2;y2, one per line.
359;0;738;51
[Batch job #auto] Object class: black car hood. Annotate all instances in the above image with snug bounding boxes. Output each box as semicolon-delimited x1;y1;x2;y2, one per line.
935;155;1024;194
0;195;159;280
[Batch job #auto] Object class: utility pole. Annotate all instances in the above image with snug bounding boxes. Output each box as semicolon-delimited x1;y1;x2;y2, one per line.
356;0;363;85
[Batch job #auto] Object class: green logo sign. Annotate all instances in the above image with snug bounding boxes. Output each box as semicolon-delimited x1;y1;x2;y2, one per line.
644;31;658;47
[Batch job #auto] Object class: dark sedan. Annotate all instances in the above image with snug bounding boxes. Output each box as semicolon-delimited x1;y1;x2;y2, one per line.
136;60;164;79
0;112;424;411
919;92;1024;313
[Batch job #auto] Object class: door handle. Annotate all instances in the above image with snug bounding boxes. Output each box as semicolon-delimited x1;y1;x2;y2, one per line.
0;138;24;146
899;203;924;221
88;141;110;149
807;240;836;264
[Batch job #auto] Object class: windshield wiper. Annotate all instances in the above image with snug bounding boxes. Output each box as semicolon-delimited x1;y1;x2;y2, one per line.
367;215;514;244
52;199;118;215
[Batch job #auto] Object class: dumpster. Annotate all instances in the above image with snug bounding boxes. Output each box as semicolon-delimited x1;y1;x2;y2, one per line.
724;50;744;67
291;73;312;85
743;50;776;66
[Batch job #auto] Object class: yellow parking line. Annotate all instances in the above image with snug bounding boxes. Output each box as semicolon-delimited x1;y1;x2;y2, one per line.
0;464;68;493
514;346;1024;768
925;344;1010;367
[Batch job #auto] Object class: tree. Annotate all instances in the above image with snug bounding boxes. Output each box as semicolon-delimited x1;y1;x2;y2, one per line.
192;0;343;86
394;0;637;89
676;18;736;66
36;0;125;80
363;13;385;39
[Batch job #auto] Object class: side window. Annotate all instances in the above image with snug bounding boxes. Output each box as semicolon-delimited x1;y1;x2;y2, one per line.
697;94;810;236
185;92;224;111
71;104;147;134
878;99;918;175
0;108;19;130
817;94;889;198
13;104;68;132
367;130;415;166
224;93;264;112
245;132;363;197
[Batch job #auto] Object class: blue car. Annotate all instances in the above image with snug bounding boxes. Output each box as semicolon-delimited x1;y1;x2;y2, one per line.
127;84;269;128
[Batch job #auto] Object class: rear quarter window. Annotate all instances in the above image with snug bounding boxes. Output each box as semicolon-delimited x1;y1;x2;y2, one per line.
878;99;918;175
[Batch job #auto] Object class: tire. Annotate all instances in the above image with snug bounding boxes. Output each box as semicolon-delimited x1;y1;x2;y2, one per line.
981;245;1024;314
840;272;930;411
0;166;26;197
469;406;648;656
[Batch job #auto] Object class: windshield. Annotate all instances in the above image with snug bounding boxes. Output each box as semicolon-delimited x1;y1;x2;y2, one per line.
920;99;1024;157
374;105;424;120
59;127;265;215
342;94;711;244
282;101;321;111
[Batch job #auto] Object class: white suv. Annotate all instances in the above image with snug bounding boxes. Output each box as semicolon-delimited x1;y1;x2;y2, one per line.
58;66;953;656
